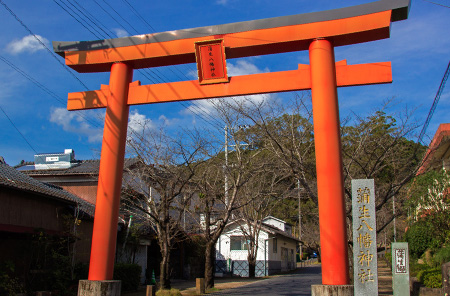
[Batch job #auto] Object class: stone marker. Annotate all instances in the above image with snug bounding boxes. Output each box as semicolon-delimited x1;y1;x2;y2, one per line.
77;280;121;296
443;262;450;296
311;285;354;296
352;179;378;295
392;242;410;296
146;285;156;296
196;278;205;294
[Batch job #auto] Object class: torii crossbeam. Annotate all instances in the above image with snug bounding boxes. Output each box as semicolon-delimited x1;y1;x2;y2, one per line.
53;0;410;292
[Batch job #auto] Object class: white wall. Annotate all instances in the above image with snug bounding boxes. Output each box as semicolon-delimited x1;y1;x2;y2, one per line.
216;225;270;261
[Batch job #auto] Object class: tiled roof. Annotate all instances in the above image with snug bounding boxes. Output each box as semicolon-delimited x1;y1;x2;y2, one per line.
17;158;139;176
418;123;450;175
0;163;95;216
224;218;300;242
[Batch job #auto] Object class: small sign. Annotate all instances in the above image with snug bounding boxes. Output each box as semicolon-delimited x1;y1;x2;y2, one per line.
46;156;59;162
352;179;378;295
195;39;228;84
394;248;407;274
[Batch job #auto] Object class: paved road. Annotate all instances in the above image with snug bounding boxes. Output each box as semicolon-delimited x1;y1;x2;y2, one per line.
209;265;322;296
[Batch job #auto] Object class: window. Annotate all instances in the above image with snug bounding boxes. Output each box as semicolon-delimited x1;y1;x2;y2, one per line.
273;238;277;253
230;236;249;251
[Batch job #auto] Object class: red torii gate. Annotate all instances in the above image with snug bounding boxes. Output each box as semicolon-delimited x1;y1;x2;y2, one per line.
53;0;410;291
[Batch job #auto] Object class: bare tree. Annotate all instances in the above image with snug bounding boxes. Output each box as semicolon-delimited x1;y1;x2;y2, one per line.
340;101;425;241
225;94;424;251
234;157;290;278
190;99;268;289
122;125;206;289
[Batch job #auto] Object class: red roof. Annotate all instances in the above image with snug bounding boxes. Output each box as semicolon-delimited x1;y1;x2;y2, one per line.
417;123;450;175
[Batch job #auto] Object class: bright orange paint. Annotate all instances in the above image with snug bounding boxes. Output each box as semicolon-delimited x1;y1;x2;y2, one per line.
67;62;392;111
88;62;133;280
63;11;391;73
309;39;349;285
195;39;228;84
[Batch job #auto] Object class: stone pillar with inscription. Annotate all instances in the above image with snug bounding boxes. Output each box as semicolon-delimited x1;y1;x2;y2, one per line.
443;261;450;296
392;242;410;296
352;179;378;295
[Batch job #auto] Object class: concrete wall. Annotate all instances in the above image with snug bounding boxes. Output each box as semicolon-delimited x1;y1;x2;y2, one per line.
216;224;297;277
216;227;269;262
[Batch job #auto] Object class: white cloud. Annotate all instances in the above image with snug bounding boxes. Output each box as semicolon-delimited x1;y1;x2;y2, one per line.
113;28;129;38
216;0;228;5
128;110;153;136
49;108;103;143
6;35;49;54
227;60;269;76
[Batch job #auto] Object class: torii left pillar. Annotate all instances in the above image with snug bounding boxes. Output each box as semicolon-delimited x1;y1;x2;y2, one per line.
78;62;133;295
309;39;352;295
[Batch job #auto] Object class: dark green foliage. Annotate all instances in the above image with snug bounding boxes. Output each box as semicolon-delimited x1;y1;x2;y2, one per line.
385;252;392;268
405;220;434;258
433;246;450;266
423;271;442;288
0;261;24;296
113;263;142;291
417;268;442;288
25;230;75;294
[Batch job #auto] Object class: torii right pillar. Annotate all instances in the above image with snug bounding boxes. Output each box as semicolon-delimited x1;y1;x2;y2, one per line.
310;38;352;293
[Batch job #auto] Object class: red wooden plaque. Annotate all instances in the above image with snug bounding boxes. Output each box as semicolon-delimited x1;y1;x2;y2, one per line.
195;39;228;84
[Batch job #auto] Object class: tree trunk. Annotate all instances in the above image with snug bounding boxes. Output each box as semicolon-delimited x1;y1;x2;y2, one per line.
159;240;171;289
204;241;216;290
248;254;256;278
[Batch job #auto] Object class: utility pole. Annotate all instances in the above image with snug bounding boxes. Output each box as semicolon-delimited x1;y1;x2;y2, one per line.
224;124;249;207
298;179;302;259
224;126;229;207
393;195;396;242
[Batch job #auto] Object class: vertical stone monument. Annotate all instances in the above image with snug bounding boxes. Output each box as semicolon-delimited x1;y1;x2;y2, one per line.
442;261;450;296
352;179;378;295
392;242;410;296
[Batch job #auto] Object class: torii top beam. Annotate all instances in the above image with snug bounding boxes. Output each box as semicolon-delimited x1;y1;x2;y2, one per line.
53;0;410;73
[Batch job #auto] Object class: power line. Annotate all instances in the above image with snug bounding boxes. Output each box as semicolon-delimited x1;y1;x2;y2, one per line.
52;0;103;39
68;0;114;38
51;0;224;130
0;105;38;155
422;0;450;9
117;0;225;129
0;0;90;91
0;55;104;129
418;61;450;144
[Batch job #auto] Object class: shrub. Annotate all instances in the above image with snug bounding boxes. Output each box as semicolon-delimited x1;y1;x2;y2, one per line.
0;261;24;296
405;220;433;258
433;245;450;266
417;268;442;288
385;252;392;268
114;263;142;291
423;270;442;288
156;288;182;296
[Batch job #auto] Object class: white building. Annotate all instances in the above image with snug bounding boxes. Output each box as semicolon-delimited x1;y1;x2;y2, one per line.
216;216;299;277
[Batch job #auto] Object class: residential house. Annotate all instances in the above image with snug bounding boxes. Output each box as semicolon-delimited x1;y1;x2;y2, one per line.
413;123;450;217
16;149;194;283
417;123;450;175
216;216;299;277
0;160;95;290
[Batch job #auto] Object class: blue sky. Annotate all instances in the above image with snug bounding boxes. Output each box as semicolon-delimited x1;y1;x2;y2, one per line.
0;0;449;166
